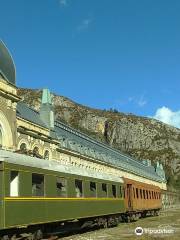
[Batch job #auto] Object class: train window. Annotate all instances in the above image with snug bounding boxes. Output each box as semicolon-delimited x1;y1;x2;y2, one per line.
10;171;19;197
90;182;96;197
146;190;148;199
143;189;146;199
119;185;122;198
112;185;116;198
123;187;125;198
133;188;135;198
56;177;67;197
140;189;142;199
136;188;139;198
32;173;44;196
102;183;107;197
75;179;83;197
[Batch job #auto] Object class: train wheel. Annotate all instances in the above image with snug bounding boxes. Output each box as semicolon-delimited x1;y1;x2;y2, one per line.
155;210;160;216
10;235;16;240
103;219;108;228
32;230;43;240
1;235;9;240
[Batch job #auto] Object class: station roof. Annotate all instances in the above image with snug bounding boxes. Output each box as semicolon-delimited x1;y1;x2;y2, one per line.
17;102;47;128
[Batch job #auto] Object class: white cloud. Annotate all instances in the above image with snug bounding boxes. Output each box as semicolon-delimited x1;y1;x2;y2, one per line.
152;106;180;129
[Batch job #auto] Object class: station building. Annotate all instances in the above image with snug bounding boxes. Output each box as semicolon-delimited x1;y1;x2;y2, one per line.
0;40;167;191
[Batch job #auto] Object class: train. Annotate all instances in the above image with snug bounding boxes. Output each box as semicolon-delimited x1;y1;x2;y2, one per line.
0;149;162;240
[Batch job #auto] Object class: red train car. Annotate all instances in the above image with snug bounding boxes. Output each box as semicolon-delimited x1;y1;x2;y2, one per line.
122;178;162;222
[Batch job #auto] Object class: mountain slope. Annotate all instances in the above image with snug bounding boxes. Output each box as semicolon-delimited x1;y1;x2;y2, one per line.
17;88;180;190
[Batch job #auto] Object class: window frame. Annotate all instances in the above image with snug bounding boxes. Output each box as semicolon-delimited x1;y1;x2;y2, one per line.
75;179;83;198
56;177;67;197
32;173;45;197
10;171;19;197
112;184;117;198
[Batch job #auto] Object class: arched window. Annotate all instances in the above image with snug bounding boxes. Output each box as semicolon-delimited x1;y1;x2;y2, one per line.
33;147;39;156
20;143;27;152
44;150;49;160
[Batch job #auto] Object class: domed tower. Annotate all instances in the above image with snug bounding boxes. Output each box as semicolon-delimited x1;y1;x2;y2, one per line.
0;40;21;150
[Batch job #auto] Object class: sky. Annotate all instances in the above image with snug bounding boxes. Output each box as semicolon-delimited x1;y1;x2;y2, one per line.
0;0;180;128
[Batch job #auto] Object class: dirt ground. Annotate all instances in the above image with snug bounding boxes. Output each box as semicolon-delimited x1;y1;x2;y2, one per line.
59;207;180;240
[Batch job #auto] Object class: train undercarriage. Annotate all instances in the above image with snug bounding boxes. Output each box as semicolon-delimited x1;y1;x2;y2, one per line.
0;209;161;240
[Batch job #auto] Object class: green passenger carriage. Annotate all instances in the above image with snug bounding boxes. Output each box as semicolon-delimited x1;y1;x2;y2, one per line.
0;150;125;237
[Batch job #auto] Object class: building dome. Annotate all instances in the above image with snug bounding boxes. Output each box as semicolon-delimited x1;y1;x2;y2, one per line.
0;40;16;85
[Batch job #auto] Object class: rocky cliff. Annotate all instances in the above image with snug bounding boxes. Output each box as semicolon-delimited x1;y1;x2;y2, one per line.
17;88;180;190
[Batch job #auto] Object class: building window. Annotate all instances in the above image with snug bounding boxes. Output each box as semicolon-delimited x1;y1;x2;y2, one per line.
90;182;96;197
20;143;27;152
102;183;107;197
44;150;49;160
32;173;44;196
33;146;40;157
75;179;83;197
146;190;148;199
10;171;19;197
112;185;116;198
56;177;67;197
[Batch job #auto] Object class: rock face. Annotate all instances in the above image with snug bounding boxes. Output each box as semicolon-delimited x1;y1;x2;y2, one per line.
17;88;180;189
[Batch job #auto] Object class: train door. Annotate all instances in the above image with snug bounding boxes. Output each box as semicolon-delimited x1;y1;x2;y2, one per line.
127;184;133;210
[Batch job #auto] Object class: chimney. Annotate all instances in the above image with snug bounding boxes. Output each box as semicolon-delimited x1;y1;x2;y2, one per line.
40;88;54;129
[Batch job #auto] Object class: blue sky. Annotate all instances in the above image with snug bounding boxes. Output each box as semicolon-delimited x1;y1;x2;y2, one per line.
1;0;180;127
